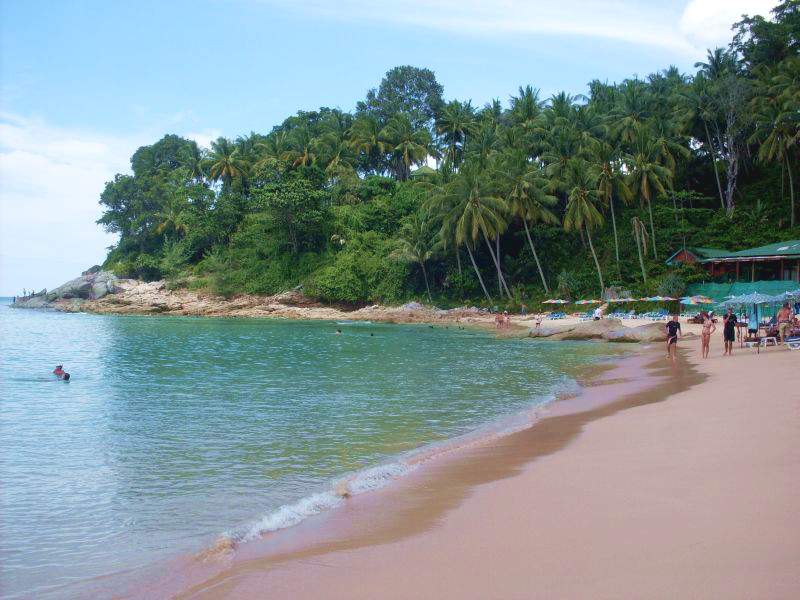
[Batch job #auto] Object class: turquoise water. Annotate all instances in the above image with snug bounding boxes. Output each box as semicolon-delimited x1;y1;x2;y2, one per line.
0;301;611;598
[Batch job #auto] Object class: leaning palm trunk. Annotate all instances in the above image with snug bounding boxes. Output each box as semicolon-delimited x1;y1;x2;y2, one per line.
419;261;432;303
466;244;492;302
608;196;620;271
646;197;658;259
455;248;462;275
585;226;604;294
632;218;648;283
481;228;512;298
521;218;549;293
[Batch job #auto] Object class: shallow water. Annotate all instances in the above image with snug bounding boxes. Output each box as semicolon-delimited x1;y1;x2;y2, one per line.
0;301;611;598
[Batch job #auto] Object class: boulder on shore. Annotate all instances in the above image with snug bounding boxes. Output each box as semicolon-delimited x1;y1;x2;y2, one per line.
530;318;668;343
13;270;118;309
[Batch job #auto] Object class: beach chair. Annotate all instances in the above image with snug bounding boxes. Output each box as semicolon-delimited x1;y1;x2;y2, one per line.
786;337;800;350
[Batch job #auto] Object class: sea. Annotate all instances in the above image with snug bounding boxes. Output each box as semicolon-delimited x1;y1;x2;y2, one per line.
0;299;614;598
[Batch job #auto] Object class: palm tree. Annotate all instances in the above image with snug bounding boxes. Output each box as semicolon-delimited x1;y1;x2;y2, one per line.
380;113;430;180
610;79;651;144
676;75;726;209
501;151;558;292
439;163;512;298
631;216;649;283
625;132;673;259
436;100;476;169
178;141;206;183
285;126;317;168
749;97;797;226
509;85;544;133
207;137;247;188
589;140;631;270
392;213;438;302
563;159;605;293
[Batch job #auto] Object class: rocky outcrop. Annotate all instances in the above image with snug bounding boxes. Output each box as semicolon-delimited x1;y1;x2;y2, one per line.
13;270;119;309
530;318;669;343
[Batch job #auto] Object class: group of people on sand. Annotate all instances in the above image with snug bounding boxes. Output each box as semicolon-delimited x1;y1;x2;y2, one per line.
53;365;70;381
494;311;511;329
667;301;798;361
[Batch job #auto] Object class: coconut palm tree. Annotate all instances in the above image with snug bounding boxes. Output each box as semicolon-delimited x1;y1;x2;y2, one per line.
207;137;247;188
285;126;318;168
349;114;386;175
749;97;798;226
436;99;476;169
440;163;512;298
178;141;206;184
563;159;605;293
624;132;673;259
589;140;632;270
500;151;558;292
380;113;430;180
392;213;438;302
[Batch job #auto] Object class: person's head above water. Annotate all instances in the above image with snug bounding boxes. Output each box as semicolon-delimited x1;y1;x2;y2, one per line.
62;373;70;381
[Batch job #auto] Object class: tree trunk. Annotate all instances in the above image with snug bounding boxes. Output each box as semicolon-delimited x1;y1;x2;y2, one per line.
522;218;549;293
586;226;604;294
703;119;725;210
455;247;462;275
481;228;512;298
646;197;658;259
634;223;647;282
785;152;795;228
466;244;492;302
609;195;620;270
420;261;432;303
494;235;502;296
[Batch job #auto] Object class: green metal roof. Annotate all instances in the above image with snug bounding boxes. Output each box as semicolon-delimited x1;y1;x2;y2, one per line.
692;247;730;258
664;246;729;265
724;240;800;259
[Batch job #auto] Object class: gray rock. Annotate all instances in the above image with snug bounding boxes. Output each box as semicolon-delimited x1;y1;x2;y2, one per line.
13;270;119;309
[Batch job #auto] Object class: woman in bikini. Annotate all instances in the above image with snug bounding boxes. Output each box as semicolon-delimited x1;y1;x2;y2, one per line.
701;316;715;358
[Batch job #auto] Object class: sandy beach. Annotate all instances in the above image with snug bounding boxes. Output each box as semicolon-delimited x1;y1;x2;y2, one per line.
174;326;800;600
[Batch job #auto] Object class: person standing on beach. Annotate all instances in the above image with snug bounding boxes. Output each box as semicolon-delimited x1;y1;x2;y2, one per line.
665;315;681;361
723;308;737;355
777;303;793;344
701;316;715;359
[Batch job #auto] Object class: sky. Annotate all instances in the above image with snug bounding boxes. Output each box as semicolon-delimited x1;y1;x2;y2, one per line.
0;0;779;295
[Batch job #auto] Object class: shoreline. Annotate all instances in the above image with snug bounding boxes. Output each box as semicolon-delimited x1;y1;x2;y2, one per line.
114;343;674;599
175;333;797;599
11;279;673;343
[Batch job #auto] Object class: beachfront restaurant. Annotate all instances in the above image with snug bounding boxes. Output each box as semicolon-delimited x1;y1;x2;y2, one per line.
666;241;800;285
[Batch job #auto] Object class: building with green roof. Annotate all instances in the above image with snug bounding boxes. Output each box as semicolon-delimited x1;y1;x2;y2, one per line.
666;240;800;285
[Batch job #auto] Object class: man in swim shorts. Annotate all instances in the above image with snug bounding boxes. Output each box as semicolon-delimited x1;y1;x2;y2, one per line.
723;308;737;355
665;315;681;361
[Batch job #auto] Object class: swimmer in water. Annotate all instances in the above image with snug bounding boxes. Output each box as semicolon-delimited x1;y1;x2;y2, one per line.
62;373;70;382
53;365;65;379
336;328;342;335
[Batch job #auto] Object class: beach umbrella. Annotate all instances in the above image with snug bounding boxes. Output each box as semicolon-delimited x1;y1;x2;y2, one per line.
574;299;602;305
609;297;636;303
721;292;776;306
680;295;714;305
542;299;569;304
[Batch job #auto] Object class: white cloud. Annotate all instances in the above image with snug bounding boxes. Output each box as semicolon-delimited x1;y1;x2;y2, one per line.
679;0;778;50
0;113;146;295
264;0;778;58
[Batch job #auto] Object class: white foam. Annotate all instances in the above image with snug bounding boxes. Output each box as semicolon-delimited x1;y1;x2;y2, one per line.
241;492;343;541
230;380;585;549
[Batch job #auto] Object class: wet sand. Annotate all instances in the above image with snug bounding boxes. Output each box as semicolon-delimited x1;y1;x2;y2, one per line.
171;330;800;600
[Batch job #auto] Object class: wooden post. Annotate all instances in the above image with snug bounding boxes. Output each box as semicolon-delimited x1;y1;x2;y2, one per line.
736;261;740;281
751;261;755;282
781;259;785;280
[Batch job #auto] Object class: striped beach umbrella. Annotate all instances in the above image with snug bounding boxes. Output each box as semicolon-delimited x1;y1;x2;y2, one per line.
542;299;569;304
574;299;602;305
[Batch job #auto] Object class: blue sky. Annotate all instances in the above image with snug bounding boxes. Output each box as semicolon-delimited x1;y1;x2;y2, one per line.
0;0;777;295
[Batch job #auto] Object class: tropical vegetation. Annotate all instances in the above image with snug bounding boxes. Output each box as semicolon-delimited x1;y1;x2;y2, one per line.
98;3;800;307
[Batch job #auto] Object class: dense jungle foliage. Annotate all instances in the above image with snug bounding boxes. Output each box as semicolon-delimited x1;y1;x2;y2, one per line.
98;2;800;307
